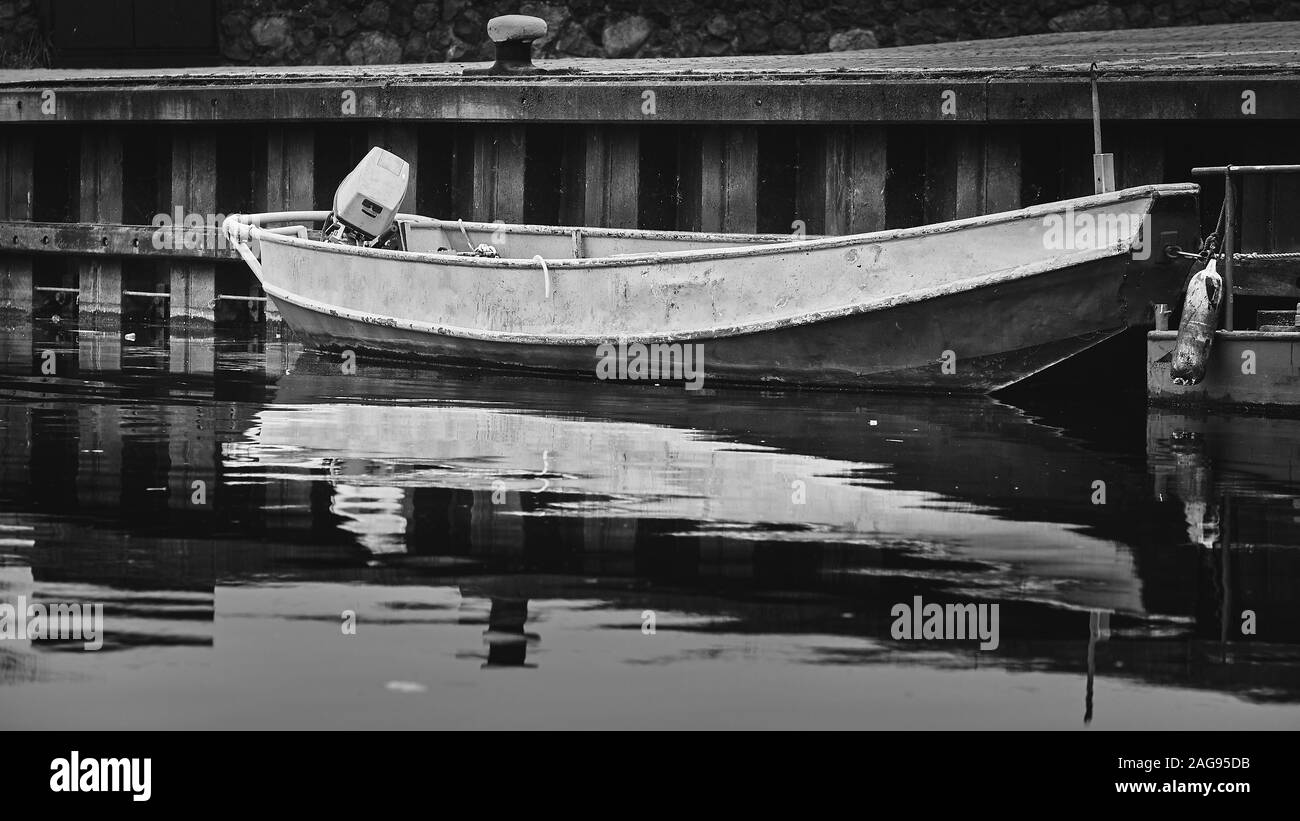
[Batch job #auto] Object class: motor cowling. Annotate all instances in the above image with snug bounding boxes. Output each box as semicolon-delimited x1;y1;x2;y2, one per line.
326;147;410;246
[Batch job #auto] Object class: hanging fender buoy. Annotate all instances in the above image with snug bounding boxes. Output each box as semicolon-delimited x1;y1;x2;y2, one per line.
1170;258;1223;386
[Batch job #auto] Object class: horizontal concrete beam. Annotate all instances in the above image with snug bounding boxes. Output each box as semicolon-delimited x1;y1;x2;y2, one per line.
0;77;1296;123
0;221;238;259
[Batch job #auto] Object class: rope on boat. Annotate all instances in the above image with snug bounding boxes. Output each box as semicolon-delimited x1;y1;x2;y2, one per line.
533;255;551;298
1206;196;1227;256
1168;249;1300;262
1234;252;1300;261
457;218;475;252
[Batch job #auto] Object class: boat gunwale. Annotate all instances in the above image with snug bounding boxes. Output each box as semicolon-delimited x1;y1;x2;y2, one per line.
411;219;802;245
236;182;1196;270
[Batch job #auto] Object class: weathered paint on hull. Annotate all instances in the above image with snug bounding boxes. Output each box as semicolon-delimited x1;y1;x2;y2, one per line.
244;184;1201;392
1148;330;1300;409
274;254;1129;391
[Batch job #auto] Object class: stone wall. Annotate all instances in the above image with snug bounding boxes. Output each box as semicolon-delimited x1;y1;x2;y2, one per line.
216;0;1300;65
2;0;1299;68
0;1;47;68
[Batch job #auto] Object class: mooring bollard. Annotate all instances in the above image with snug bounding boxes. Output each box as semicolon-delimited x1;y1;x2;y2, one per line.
465;15;549;75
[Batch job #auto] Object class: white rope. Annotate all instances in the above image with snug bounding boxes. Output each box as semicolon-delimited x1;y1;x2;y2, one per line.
1235;252;1300;261
534;255;551;299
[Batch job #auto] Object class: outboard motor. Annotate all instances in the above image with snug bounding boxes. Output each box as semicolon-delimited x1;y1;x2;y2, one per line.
323;146;410;247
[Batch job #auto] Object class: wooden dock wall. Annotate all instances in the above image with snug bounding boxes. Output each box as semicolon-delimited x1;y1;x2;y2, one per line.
1;22;1298;326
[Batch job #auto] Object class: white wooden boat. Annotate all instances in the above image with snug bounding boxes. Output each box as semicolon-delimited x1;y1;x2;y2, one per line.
224;182;1199;391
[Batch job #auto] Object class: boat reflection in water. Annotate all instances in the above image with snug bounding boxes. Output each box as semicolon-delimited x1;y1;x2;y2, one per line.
0;325;1296;729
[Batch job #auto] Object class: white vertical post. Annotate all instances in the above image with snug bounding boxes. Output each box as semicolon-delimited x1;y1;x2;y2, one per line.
1091;63;1115;194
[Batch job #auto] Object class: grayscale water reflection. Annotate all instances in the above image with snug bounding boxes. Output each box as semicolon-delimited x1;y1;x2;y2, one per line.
0;320;1297;729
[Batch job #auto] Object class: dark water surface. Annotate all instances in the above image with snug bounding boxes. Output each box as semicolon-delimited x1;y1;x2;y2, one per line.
1;321;1298;729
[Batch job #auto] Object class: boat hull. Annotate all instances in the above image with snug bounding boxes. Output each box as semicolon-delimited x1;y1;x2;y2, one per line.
246;184;1201;392
275;254;1129;391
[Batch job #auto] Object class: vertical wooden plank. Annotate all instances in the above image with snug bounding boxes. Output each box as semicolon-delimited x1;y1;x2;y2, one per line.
924;131;958;224
259;125;315;212
723;126;758;234
471;125;526;224
699;127;725;233
818;125;887;235
827;127;862;233
951;129;984;220
850;127;889;231
558;126;586;227
0;131;35;318
675;127;703;232
492;126;526;225
927;127;1011;222
1062;127;1096;200
169;128;217;328
367;124;418;214
1119;125;1165;189
583;125;640;228
982;125;1021;215
450;127;476;219
78;128;124;321
520;125;564;227
411;124;473;221
698;125;758;234
79;130;124;223
256;126;314;326
796;129;827;236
